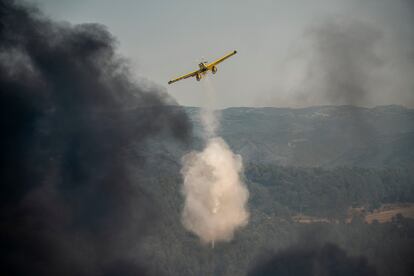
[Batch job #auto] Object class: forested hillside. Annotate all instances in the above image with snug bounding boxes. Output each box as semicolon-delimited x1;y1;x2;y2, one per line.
137;162;414;276
246;165;414;218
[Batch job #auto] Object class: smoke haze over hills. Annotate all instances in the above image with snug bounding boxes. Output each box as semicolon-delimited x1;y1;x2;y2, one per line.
271;15;414;108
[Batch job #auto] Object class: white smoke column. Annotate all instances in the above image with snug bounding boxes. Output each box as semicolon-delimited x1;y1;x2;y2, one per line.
181;76;249;246
199;76;219;137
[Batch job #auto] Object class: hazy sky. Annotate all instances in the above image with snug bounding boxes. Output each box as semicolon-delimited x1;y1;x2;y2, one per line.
32;0;413;108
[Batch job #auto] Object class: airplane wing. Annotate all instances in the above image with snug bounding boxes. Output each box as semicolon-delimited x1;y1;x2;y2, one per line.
207;50;237;69
168;69;200;84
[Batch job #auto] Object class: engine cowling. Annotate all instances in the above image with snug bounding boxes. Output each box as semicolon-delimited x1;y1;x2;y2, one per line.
196;73;201;81
211;66;217;74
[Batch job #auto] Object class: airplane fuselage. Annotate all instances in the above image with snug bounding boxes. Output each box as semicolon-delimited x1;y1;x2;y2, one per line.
198;62;208;71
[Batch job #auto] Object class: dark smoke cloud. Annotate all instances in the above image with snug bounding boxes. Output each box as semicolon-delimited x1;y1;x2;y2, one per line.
248;243;377;276
0;0;190;275
305;18;383;106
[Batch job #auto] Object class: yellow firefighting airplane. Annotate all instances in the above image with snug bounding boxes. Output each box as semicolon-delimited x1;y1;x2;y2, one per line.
168;50;237;84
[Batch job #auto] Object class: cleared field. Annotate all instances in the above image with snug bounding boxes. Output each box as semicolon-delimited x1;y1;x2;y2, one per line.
293;204;414;224
365;204;414;223
292;214;332;224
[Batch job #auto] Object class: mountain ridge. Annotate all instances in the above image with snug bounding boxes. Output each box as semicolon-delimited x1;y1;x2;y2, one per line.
181;105;414;168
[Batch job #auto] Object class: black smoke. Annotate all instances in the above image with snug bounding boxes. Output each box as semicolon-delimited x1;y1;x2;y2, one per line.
248;243;377;276
0;0;190;275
